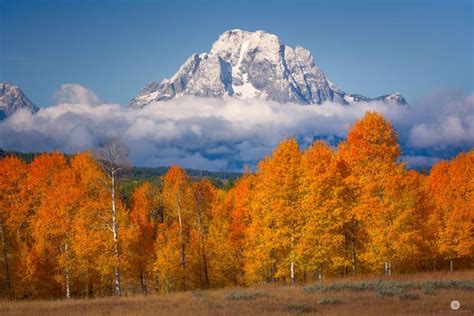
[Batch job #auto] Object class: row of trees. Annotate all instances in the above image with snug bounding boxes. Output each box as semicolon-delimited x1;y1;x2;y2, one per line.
0;112;472;299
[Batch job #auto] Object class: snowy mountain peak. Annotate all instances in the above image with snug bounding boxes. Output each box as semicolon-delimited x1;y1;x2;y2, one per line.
0;82;39;119
129;29;407;108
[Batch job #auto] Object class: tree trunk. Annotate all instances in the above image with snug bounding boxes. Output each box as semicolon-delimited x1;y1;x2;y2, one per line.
350;237;356;276
80;272;84;299
65;243;71;299
140;269;147;295
344;230;348;276
290;234;295;283
175;195;186;291
290;261;295;283
195;196;209;288
111;174;121;297
450;259;453;272
0;221;12;296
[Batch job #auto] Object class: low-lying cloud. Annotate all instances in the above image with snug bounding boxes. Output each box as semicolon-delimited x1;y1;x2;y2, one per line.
1;84;472;171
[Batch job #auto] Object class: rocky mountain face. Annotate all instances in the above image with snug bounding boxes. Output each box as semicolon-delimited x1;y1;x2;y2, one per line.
0;82;39;119
130;29;407;108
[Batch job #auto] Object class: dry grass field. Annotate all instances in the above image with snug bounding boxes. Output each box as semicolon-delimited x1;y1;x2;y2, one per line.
1;271;473;316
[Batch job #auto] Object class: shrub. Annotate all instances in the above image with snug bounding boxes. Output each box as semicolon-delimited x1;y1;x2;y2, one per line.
376;286;403;298
398;293;420;300
318;297;343;305
304;279;474;295
423;285;436;295
191;291;222;308
303;284;324;293
225;291;270;301
191;290;208;302
286;304;318;313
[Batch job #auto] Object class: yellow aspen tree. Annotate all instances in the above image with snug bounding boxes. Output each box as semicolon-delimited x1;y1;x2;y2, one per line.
206;190;236;287
190;179;216;289
70;152;114;297
244;138;302;283
360;165;429;274
156;166;194;291
338;112;400;274
298;141;347;279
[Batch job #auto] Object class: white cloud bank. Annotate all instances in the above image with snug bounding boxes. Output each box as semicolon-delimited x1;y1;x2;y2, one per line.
407;92;474;149
0;84;472;171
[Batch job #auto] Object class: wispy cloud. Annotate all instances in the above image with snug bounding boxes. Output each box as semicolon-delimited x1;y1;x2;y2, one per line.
0;84;472;171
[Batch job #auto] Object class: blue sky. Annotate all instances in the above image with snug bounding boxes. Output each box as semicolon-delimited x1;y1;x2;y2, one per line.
1;0;472;107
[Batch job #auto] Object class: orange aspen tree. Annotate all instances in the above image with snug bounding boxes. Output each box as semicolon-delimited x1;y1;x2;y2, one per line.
25;153;68;297
206;176;255;288
123;181;161;294
427;150;474;271
227;175;254;285
31;162;80;299
0;156;28;297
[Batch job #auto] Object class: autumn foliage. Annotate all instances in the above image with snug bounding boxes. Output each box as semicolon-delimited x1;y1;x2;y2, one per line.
0;112;472;299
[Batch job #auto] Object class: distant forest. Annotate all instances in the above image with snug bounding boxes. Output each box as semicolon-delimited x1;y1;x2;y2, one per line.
0;148;242;182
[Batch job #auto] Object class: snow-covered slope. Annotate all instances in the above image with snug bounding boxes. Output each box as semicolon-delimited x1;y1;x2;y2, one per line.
0;82;39;119
130;29;407;108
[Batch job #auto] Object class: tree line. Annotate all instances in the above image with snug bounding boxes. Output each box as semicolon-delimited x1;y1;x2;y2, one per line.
0;148;241;183
0;112;472;299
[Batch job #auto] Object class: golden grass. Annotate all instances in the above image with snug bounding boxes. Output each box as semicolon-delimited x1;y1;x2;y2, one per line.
1;271;473;315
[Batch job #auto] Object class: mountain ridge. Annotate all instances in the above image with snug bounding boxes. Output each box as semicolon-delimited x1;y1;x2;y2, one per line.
0;82;39;119
130;29;407;108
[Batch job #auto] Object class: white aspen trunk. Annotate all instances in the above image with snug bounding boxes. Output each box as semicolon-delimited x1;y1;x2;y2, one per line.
176;196;186;290
388;260;392;276
450;259;453;272
290;261;295;283
290;230;295;283
65;243;71;299
111;174;121;297
0;221;12;294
